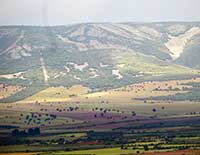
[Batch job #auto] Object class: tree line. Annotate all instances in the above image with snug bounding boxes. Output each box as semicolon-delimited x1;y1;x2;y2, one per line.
12;127;40;137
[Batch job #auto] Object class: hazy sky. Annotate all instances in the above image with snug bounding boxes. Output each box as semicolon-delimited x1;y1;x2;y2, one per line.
0;0;200;26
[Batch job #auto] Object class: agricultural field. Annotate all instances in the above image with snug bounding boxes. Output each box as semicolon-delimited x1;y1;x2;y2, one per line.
1;22;200;154
1;149;200;155
37;148;200;155
0;77;200;154
19;85;90;103
0;84;24;100
13;77;200;104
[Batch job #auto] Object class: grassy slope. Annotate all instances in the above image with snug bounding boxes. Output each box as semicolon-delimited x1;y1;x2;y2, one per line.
15;77;200;104
1;51;199;103
19;85;90;103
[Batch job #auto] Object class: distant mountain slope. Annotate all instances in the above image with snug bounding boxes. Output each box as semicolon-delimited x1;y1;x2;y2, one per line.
175;33;200;68
0;22;200;91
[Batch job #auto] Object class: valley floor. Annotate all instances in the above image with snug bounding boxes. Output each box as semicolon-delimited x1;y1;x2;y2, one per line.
1;77;200;155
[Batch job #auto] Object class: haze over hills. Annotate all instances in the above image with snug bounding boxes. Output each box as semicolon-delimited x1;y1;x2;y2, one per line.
1;0;200;153
0;22;200;102
1;22;200;154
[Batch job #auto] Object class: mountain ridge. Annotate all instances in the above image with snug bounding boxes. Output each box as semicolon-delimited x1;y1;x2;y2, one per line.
0;22;200;93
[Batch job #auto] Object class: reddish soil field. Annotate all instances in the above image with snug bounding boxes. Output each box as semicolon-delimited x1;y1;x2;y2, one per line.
54;111;133;121
78;140;101;145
